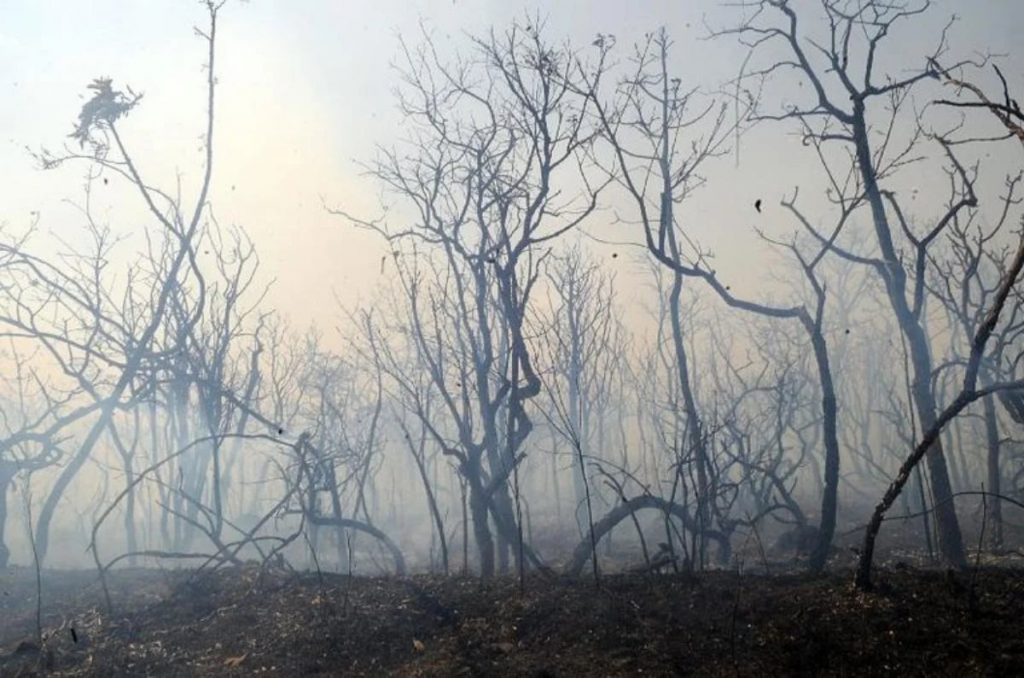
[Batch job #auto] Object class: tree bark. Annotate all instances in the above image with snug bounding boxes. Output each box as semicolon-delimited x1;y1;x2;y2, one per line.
982;393;1004;551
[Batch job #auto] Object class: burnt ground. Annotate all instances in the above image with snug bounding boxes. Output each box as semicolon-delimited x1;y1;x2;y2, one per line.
1;560;1023;677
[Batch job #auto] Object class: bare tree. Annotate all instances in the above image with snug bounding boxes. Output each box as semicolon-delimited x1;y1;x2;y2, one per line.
587;28;842;571
535;244;627;579
335;20;609;576
0;343;66;568
928;172;1024;550
0;1;227;563
712;0;990;568
855;58;1024;588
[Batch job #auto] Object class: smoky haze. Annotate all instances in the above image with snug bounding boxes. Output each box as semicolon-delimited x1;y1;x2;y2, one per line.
0;0;1023;605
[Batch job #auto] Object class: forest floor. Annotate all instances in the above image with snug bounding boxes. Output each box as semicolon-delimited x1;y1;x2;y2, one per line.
1;560;1024;676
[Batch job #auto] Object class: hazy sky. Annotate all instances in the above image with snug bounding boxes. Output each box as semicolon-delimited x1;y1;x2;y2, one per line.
2;0;1022;333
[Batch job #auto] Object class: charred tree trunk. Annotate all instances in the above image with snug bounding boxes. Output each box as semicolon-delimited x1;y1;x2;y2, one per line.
668;269;712;569
0;463;12;569
806;321;840;573
465;460;495;578
982;393;1004;551
406;434;448;575
852;117;967;569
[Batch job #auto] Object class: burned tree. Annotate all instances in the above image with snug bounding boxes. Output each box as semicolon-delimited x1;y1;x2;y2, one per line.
335;20;609;576
587;27;842;572
534;245;629;580
855;57;1024;588
713;0;990;569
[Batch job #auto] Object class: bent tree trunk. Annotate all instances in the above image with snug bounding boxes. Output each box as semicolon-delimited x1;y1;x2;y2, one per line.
308;515;407;576
565;495;731;577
